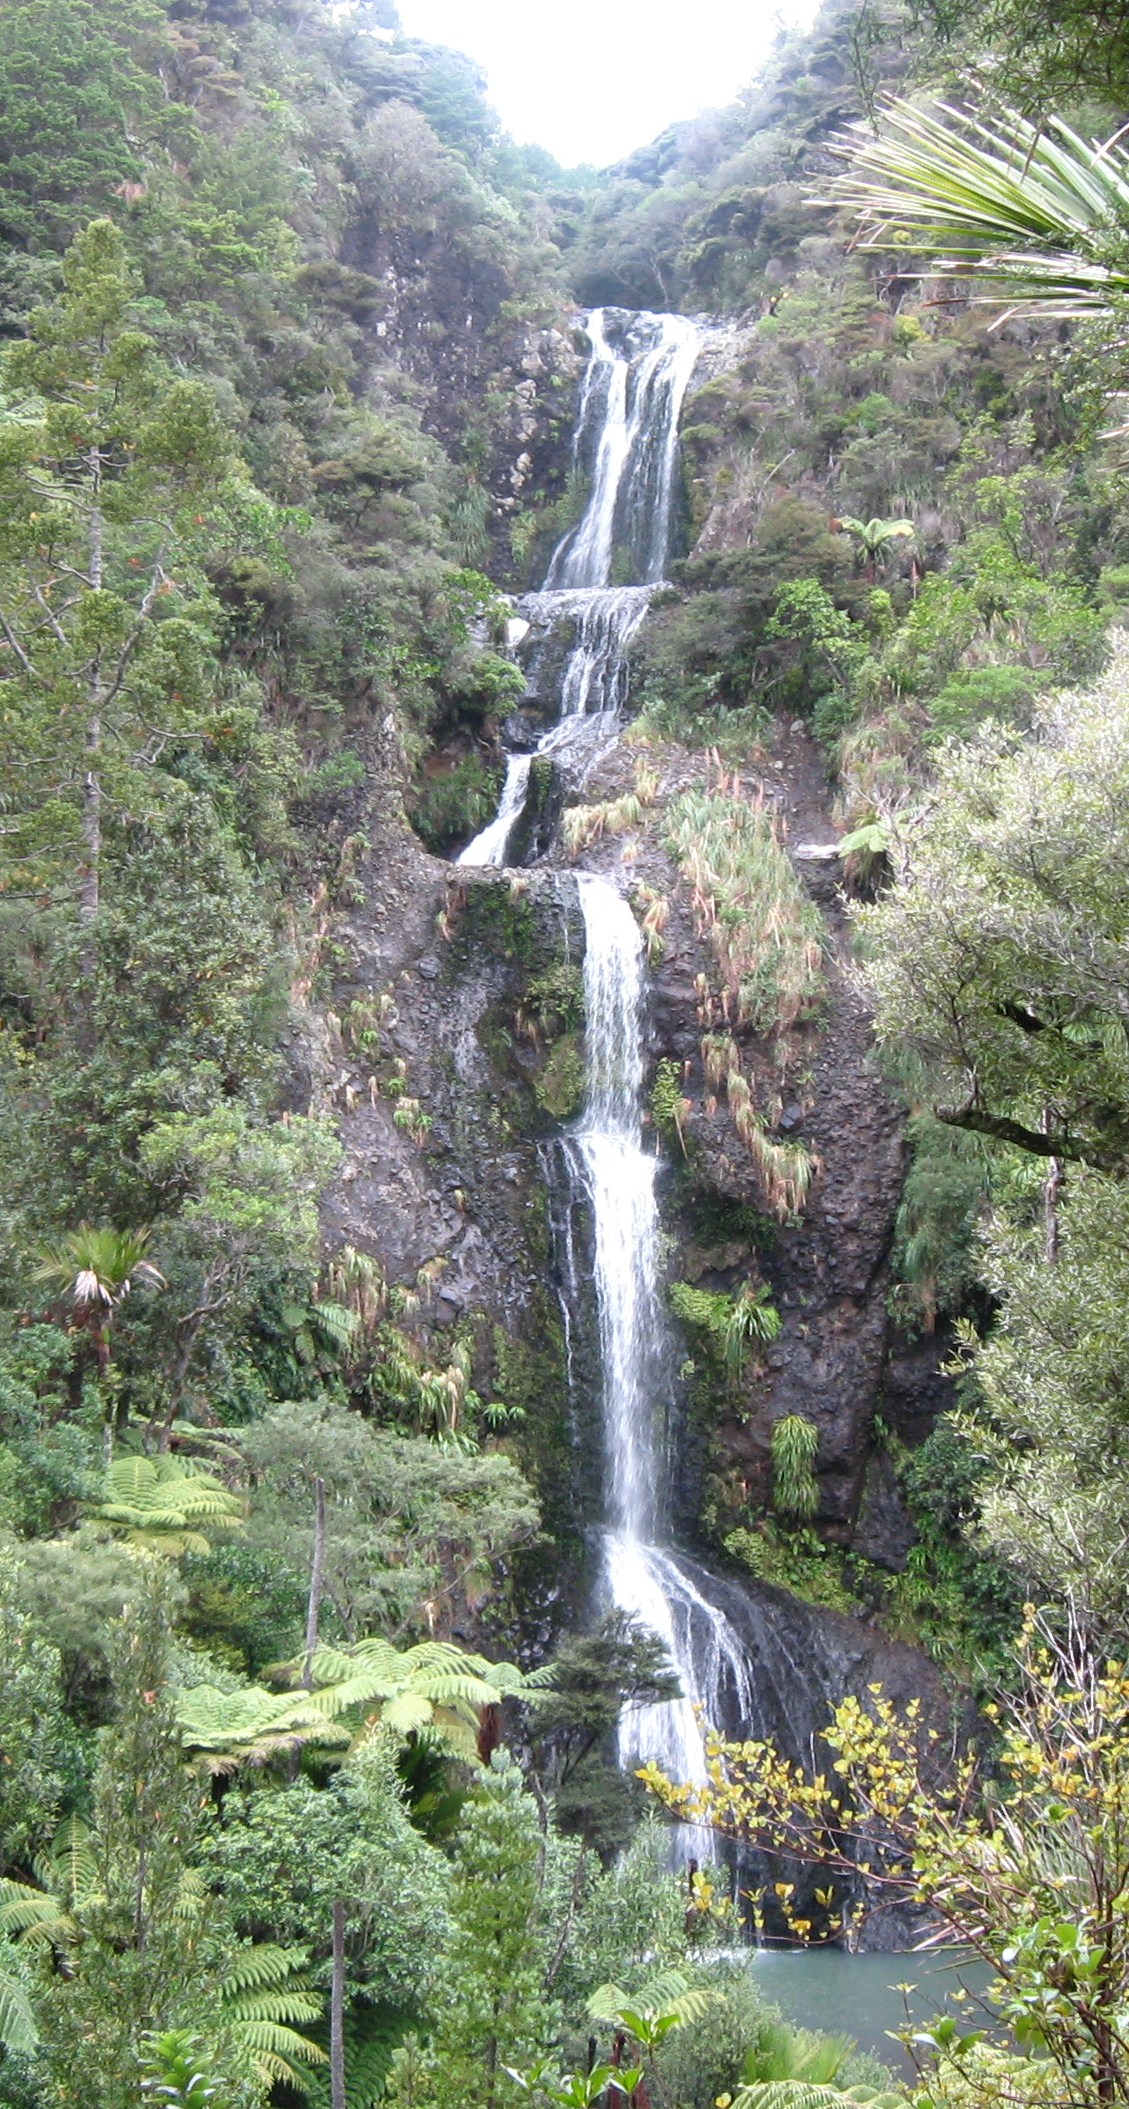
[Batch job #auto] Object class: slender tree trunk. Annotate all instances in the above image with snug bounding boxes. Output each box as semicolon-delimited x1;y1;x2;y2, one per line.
330;1897;347;2109
302;1477;327;1689
1043;1106;1063;1263
78;454;104;1049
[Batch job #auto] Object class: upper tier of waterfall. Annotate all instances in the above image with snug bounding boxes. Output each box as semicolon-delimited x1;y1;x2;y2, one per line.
545;309;701;591
456;308;701;869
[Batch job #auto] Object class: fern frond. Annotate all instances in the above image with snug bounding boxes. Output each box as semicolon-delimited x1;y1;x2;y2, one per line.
226;1989;323;2026
0;1971;38;2054
235;2018;329;2066
734;2087;908;2109
222;1944;311;1995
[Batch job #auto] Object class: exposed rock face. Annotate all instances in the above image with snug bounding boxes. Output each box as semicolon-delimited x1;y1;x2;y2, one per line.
338;199;584;575
547;726;936;1551
309;761;590;1601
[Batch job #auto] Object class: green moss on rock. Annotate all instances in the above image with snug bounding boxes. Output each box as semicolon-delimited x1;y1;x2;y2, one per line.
534;1032;585;1120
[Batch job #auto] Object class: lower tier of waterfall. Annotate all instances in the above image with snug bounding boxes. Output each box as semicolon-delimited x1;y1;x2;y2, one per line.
554;873;759;1793
457;586;655;869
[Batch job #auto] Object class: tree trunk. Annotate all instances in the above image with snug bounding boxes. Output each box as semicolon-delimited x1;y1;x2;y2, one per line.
78;454;104;1049
302;1477;327;1689
330;1897;347;2109
1042;1107;1063;1263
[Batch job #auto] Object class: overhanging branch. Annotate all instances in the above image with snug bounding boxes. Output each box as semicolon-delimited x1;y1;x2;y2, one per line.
936;1101;1083;1160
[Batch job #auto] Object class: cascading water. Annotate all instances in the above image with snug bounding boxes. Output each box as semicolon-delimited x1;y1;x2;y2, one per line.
457;305;760;1804
546;309;701;591
457;308;700;868
563;874;754;1795
457;754;533;870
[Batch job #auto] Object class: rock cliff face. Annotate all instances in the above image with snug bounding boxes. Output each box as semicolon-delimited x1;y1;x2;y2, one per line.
312;708;941;1571
338;203;584;576
308;315;954;1904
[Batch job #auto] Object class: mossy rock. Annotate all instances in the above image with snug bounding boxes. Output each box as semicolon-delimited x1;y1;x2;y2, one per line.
534;1032;585;1120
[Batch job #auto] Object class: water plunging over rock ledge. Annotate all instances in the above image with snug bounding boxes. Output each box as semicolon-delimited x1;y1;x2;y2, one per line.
315;303;960;1941
458;308;702;869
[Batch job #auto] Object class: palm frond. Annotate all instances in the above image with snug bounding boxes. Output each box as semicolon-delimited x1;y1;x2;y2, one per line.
822;98;1129;319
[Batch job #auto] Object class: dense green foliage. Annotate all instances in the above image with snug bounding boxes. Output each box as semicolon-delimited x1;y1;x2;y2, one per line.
5;0;1129;2102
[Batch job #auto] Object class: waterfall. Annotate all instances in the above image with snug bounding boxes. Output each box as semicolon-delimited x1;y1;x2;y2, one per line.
457;754;533;869
566;873;754;1794
452;305;760;1813
546;309;702;590
518;584;655;718
457;309;699;868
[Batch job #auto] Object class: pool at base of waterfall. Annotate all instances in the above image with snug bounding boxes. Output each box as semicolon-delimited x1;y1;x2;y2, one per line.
742;1947;996;2073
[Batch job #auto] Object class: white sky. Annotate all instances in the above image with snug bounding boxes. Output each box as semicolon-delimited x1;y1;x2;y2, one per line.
392;0;823;168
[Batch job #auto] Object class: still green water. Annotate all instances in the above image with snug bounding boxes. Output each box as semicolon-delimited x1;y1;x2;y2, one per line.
746;1948;994;2073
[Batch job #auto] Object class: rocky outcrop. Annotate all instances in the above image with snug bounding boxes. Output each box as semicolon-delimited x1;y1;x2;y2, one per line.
311;769;590;1615
540;725;930;1550
338;200;584;577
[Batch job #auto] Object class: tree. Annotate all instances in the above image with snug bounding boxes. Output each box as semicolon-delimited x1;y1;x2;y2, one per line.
833;519;914;584
0;2;180;245
825;100;1129;322
201;1735;449;2043
856;643;1129;1173
34;1224;163;1380
0;221;238;1035
902;0;1129;131
239;1399;539;1637
138;1106;341;1446
400;1754;557;2109
0;1557;75;1874
31;1576;246;2109
526;1612;680;1856
640;1623;1129;2109
954;1171;1129;1633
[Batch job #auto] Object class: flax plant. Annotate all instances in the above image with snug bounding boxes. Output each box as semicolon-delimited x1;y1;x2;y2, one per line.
823;98;1129;322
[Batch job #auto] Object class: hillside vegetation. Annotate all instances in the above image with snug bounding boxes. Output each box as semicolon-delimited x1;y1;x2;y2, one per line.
2;1;1129;2105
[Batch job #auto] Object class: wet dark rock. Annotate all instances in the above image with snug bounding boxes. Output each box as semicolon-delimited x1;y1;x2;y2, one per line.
854;1453;917;1572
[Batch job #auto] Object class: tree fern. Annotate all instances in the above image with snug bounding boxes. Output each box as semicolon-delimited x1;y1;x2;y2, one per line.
90;1455;243;1555
306;2002;416;2109
219;1943;327;2091
732;2087;908;2109
174;1682;350;1771
587;1968;722;2050
0;1950;37;2055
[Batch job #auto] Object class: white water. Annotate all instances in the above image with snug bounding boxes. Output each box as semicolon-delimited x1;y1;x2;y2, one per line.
456;753;533;869
457;309;699;868
456;308;754;1799
546;310;702;590
571;873;753;1794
